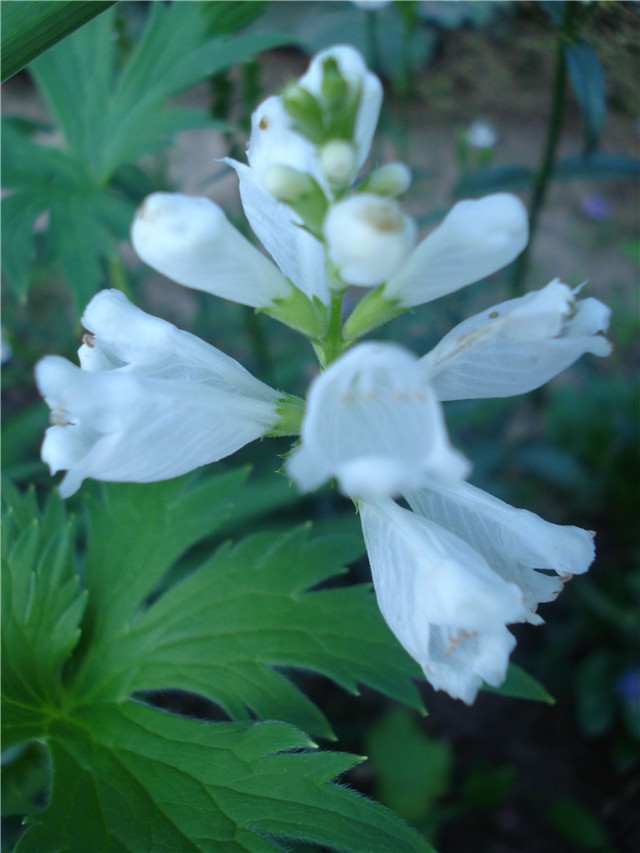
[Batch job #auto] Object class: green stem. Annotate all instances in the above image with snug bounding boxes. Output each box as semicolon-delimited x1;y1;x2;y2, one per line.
107;253;132;299
313;289;345;367
510;4;576;295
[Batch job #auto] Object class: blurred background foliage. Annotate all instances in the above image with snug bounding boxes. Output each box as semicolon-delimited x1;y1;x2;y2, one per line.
2;1;639;851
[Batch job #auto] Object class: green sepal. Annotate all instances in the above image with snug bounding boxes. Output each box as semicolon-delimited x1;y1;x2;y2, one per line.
343;286;407;340
282;83;325;145
322;57;361;142
264;284;329;338
268;168;328;240
267;393;305;437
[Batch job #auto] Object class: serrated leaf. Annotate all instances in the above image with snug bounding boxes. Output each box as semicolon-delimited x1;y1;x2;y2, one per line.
14;700;431;853
73;519;423;737
1;490;87;748
483;663;555;704
81;471;250;643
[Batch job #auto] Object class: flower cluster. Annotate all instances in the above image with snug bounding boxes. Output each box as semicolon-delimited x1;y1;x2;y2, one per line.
36;46;611;704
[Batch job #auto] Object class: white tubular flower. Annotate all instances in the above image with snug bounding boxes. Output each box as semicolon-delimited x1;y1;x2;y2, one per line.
299;44;383;168
286;342;470;499
383;193;529;307
223;96;329;305
360;498;527;704
323;194;417;286
405;480;595;625
131;192;292;309
422;280;612;400
35;290;281;498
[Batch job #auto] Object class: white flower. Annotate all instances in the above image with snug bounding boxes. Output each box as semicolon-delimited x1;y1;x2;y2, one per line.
223;97;329;305
35;290;281;497
298;44;383;169
421;279;612;400
359;497;528;704
465;119;499;150
382;193;529;307
131;192;292;309
323;194;417;286
286;342;470;499
405;479;595;625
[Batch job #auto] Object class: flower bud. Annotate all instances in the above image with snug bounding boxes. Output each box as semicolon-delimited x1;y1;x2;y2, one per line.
264;165;317;202
323;194;416;286
362;162;412;197
319;140;358;186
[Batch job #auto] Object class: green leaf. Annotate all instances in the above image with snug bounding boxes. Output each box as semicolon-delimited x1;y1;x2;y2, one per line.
483;664;555;704
1;489;87;748
368;708;452;823
1;743;49;818
1;0;116;82
2;479;432;852
14;700;431;853
453;164;535;198
5;4;290;304
564;40;606;155
73;512;423;737
547;797;611;849
555;152;640;181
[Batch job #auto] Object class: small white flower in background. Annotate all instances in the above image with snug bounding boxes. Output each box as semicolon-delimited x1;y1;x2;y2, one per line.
286;342;470;499
36;290;281;497
465;118;499;150
323;195;417;286
359;497;528;704
422;279;612;400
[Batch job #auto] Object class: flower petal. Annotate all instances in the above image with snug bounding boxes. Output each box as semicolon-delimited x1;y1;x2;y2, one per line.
35;355;279;497
360;498;524;703
224;158;330;304
79;290;279;402
323;194;416;286
406;479;595;619
421;280;612;400
131;192;291;308
286;342;470;498
383;193;528;307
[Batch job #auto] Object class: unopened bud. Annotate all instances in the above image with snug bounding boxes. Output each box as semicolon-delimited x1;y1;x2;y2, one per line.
363;162;412;197
323;194;417;287
264;165;316;203
264;166;328;240
319;140;357;187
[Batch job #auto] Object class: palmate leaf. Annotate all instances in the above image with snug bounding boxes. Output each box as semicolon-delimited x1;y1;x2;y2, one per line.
2;4;288;305
2;477;432;852
28;3;289;181
1;486;87;749
72;472;423;737
74;525;423;738
15;702;431;853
